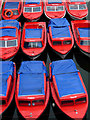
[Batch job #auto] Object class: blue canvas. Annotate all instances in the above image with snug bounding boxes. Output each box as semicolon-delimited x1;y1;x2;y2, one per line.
0;61;14;96
18;61;48;96
78;28;90;37
25;29;42;39
5;2;19;9
0;20;20;29
51;59;85;97
25;0;40;4
51;26;71;38
0;28;16;37
48;0;62;4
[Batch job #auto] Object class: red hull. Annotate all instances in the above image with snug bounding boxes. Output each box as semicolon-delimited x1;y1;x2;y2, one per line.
21;22;47;60
71;20;90;57
23;0;43;21
49;62;88;119
44;0;66;19
0;63;16;115
65;0;88;19
2;0;23;20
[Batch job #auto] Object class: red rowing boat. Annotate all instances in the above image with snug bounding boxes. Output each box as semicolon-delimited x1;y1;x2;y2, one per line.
21;22;47;60
50;59;88;119
23;0;43;21
2;0;23;20
0;61;16;115
65;0;88;19
44;0;66;19
15;61;50;119
0;20;21;60
71;20;90;57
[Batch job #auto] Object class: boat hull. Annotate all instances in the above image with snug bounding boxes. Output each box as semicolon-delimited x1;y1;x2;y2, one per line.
47;43;73;60
15;81;50;120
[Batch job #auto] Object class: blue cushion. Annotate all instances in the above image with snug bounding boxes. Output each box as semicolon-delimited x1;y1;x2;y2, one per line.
25;29;42;39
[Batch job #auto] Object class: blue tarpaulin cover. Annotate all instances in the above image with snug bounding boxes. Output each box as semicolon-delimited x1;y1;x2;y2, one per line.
48;0;62;4
51;27;71;38
25;0;40;4
51;59;85;97
0;20;20;29
0;61;14;96
25;29;42;39
0;28;16;37
78;28;90;37
48;18;71;38
18;61;47;96
5;2;19;9
70;0;84;2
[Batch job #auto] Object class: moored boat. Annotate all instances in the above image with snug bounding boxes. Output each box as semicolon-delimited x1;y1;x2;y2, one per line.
65;0;88;20
71;20;90;58
23;0;43;21
2;0;23;20
50;59;88;119
0;61;16;115
0;20;21;60
15;61;50;119
48;18;74;59
21;22;47;60
44;0;66;19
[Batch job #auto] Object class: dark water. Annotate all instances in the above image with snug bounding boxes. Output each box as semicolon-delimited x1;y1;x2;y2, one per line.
1;1;90;120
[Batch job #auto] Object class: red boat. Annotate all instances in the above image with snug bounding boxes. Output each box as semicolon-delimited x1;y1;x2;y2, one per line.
44;0;66;19
2;0;23;20
50;59;88;119
0;61;16;115
15;61;50;119
48;18;74;59
23;0;43;21
21;22;47;60
71;20;90;57
0;20;21;60
65;0;88;19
